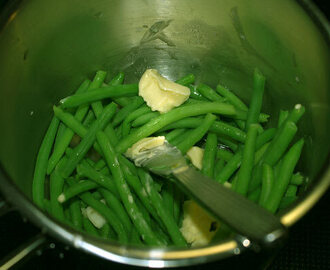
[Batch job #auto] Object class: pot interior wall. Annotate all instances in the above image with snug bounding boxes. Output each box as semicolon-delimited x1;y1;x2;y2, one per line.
0;0;329;198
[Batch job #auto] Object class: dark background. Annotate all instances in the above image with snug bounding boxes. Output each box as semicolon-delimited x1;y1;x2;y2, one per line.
0;0;329;269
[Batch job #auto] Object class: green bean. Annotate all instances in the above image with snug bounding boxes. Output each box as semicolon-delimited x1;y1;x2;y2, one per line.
245;68;265;130
197;84;226;102
76;160;119;197
177;114;216;154
290;172;304;185
255;128;276;149
116;102;243;153
264;139;304;213
188;85;208;101
173;186;183;225
235;124;259;195
58;179;98;203
47;80;92;174
130;228;143;245
112;97;145;127
54;123;67;150
92;191;103;200
69;197;83;230
278;110;289;128
218;136;238;152
90;71;107;118
118;155;138;175
100;166;110;175
159;118;246;143
170;129;192;147
63;194;73;221
67;177;128;242
43;199;51;214
247;187;261;203
176;74;195;86
133;193;151;225
59;102;117;178
272;104;305;143
254;142;271;165
99;188;132;233
215;130;274;184
32;116;60;209
109;72;131;107
285;185;298;197
150;219;171;245
53;106;87;136
165;129;186;143
202;133;218;177
122;106;151;137
216;151;242;184
214;158;226;179
115;124;123;140
110;72;125;85
263;121;298;166
85;158;96;167
96;131;163;245
94;159;106;170
216;84;248;110
216;148;234;162
100;223;111;239
258;164;274;207
82;110;96;128
286;104;305;124
104;123;119;145
60;84;139;109
235;119;246;130
215;84;250;131
132;112;160;128
119;161;166;232
162;182;174;218
65;208;74;225
49;159;66;223
248;121;298;192
278;196;297;209
138;169;187;246
82;217;99;237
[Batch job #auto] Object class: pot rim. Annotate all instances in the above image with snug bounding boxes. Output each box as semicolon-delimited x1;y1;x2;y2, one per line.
0;0;329;267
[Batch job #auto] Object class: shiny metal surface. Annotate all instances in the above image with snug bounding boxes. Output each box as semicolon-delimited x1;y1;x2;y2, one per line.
0;0;329;267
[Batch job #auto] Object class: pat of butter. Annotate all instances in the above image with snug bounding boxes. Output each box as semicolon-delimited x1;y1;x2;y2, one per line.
139;69;190;113
186;146;204;170
86;206;106;229
125;136;166;160
180;200;219;247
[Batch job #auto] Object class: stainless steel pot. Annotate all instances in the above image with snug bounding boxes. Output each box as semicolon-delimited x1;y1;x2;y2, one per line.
0;0;329;267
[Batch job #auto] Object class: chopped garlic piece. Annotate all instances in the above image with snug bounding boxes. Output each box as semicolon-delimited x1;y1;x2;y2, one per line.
125;136;166;159
186;146;204;170
86;206;106;229
139;69;190;113
180;200;219;247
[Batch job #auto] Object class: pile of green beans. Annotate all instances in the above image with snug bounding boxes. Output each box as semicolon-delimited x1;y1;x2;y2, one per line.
32;69;305;246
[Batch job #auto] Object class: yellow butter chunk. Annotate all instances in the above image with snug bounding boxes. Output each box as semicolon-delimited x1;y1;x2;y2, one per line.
180;200;219;247
125;136;166;159
139;69;190;113
85;206;106;229
186;146;204;170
